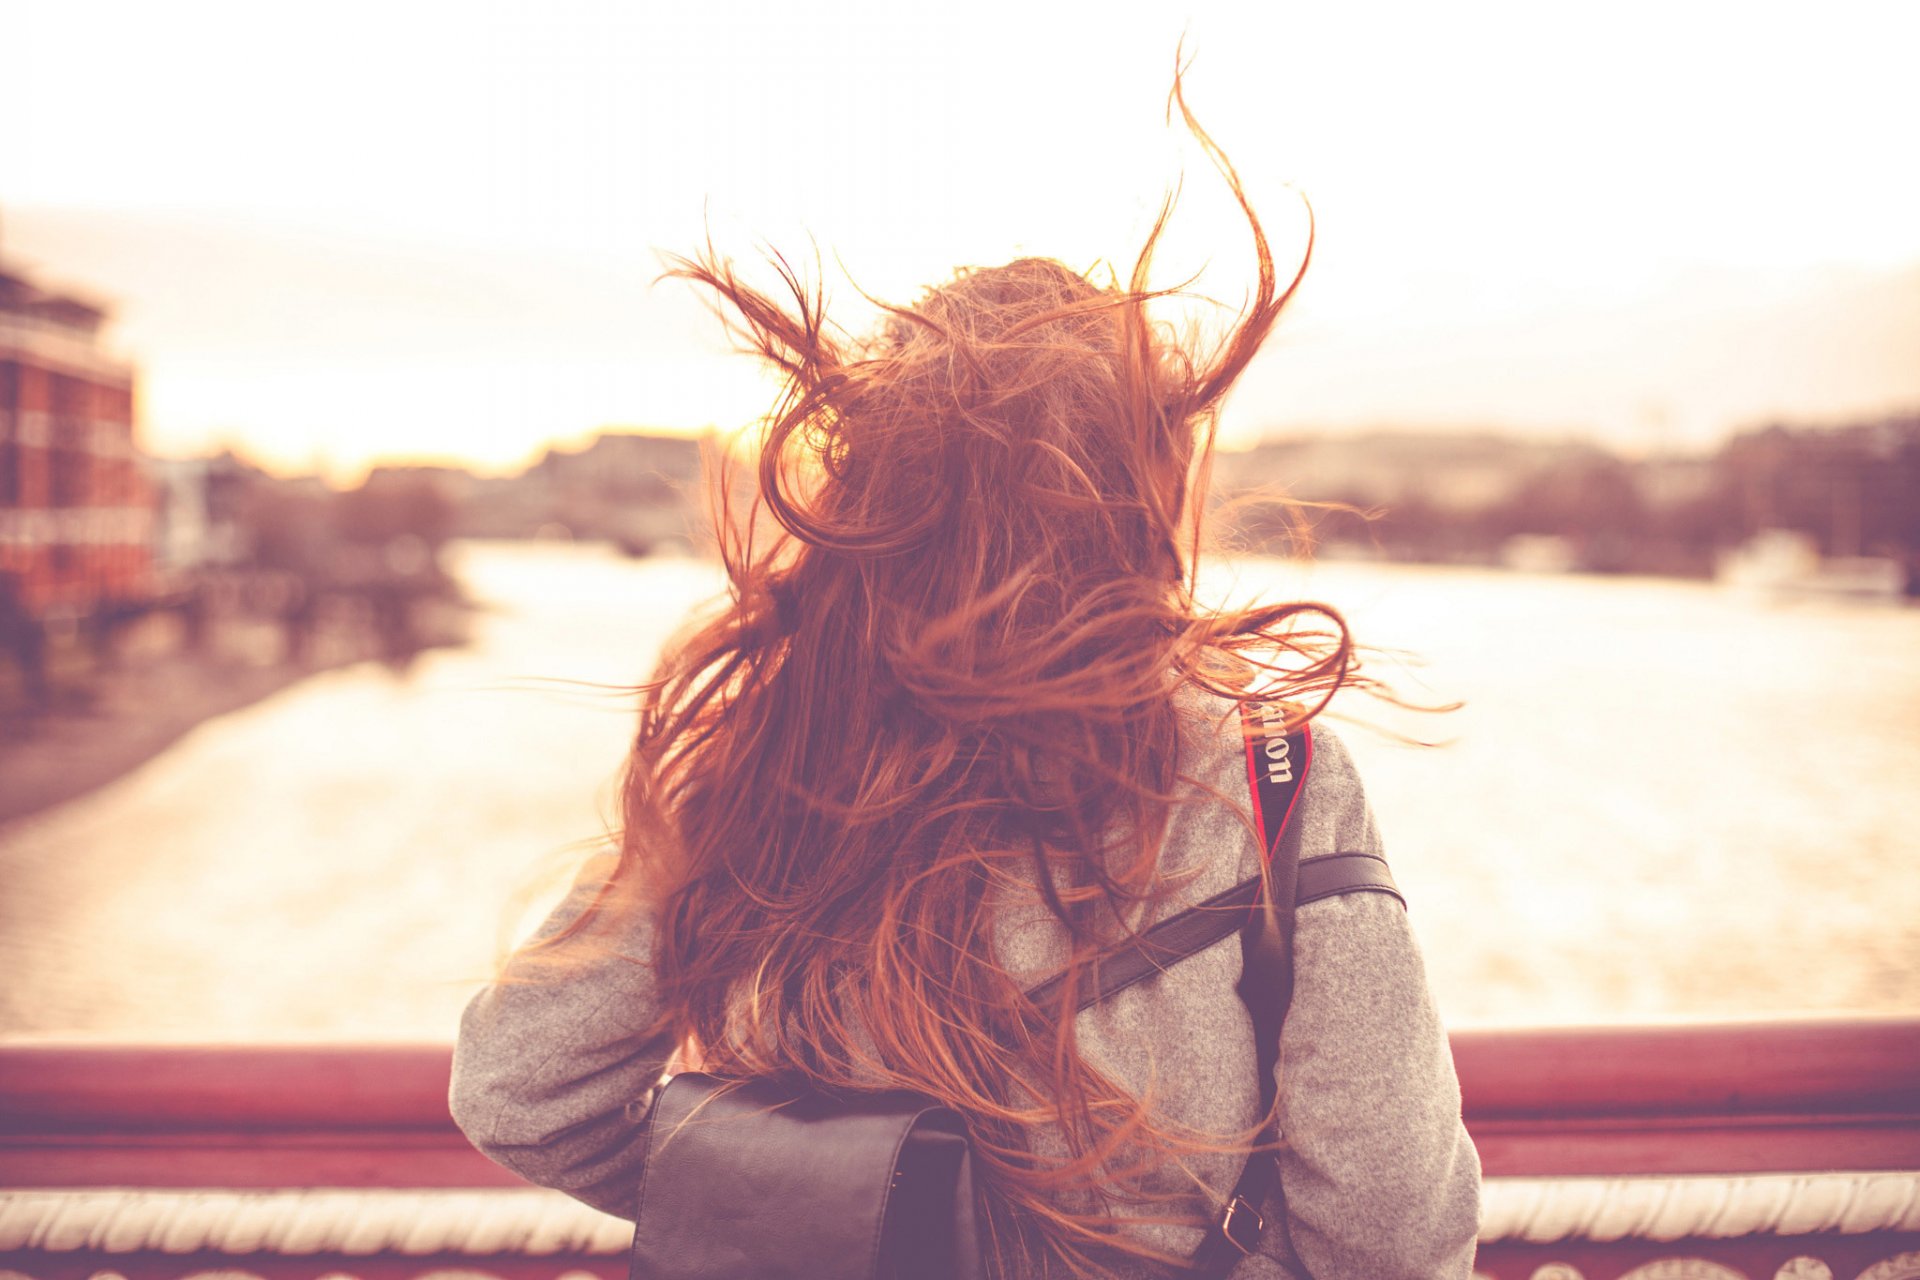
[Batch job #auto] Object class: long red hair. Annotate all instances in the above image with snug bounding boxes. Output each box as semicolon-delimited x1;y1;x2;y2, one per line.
595;89;1363;1277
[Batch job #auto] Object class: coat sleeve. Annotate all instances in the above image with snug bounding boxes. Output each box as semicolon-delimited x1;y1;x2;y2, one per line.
1266;728;1482;1279
448;854;677;1220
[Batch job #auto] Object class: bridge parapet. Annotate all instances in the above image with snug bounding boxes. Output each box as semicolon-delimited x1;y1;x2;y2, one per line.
3;1021;1917;1280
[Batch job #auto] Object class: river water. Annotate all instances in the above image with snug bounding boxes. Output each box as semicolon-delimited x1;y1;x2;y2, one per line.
2;540;1915;1039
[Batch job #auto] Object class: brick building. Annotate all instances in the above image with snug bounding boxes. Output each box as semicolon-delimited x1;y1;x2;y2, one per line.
525;430;707;549
0;261;153;622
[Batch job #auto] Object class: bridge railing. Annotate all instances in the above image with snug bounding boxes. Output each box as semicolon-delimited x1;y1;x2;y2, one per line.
3;1019;1918;1280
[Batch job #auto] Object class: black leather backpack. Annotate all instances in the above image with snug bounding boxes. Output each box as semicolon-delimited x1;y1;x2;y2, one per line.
627;707;1403;1280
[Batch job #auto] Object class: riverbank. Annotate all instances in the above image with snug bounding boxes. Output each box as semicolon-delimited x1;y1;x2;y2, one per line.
0;601;470;828
0;651;333;827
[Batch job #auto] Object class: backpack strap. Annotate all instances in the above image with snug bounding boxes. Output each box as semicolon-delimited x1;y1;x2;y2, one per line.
1023;876;1262;1014
1299;852;1403;909
1019;858;1406;1016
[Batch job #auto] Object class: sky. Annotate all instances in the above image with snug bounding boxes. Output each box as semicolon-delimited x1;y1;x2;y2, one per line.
6;0;1919;482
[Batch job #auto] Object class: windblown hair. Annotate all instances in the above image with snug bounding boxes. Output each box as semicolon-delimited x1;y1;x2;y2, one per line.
599;99;1366;1277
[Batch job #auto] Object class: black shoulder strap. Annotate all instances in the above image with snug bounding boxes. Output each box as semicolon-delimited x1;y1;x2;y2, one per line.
1299;852;1403;909
1022;877;1255;1013
1188;705;1309;1273
1189;707;1405;1275
1021;705;1310;1015
1023;710;1406;1017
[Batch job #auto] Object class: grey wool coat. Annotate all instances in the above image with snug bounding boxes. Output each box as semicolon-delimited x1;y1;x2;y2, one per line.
449;692;1482;1278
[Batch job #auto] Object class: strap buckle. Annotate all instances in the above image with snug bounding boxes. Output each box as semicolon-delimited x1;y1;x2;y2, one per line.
1218;1194;1264;1255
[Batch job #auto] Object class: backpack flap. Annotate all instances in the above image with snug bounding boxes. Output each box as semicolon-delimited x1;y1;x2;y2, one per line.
630;1072;983;1280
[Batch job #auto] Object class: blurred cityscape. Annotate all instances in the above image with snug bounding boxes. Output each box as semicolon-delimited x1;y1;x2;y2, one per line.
1212;418;1920;592
3;251;1916;802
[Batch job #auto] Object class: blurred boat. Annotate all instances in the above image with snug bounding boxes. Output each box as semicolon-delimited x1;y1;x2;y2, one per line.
1717;529;1907;601
1499;533;1581;574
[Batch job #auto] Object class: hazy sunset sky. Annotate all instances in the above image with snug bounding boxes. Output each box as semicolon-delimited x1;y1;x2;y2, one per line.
7;0;1918;481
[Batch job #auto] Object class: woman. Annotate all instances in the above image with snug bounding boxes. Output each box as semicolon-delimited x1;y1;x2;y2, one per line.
450;110;1480;1278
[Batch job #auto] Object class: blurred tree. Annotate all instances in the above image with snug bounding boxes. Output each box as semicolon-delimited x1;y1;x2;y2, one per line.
332;477;456;549
241;487;330;574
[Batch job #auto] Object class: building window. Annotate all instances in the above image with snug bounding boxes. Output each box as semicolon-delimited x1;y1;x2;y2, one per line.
0;361;18;506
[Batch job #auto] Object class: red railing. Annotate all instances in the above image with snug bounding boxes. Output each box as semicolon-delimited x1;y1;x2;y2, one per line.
4;1020;1919;1280
1454;1018;1920;1176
